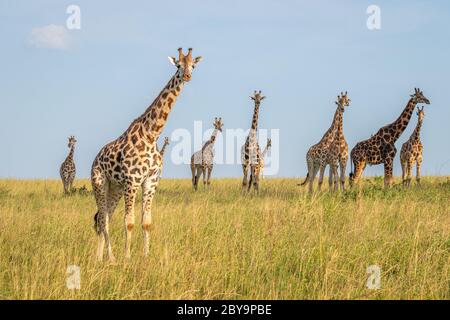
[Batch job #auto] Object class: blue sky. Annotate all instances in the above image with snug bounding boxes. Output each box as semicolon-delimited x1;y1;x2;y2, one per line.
1;0;449;179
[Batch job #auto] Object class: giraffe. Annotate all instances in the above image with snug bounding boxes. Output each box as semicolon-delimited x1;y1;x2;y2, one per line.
241;90;266;191
91;48;202;262
60;136;77;194
191;117;224;190
156;136;170;180
349;88;430;187
299;92;351;193
400;107;425;187
256;138;272;180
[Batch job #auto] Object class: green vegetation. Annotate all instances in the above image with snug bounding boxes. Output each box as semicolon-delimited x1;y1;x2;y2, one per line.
0;178;448;299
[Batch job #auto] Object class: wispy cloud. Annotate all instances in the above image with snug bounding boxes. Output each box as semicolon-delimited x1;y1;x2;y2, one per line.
29;24;71;50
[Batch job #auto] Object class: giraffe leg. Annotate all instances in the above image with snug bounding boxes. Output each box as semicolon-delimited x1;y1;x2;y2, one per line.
68;176;74;193
401;159;407;186
191;163;196;188
317;165;326;192
308;164;320;194
194;166;202;191
339;158;347;191
242;163;249;189
92;170;114;262
328;166;333;191
106;183;123;221
406;159;414;187
384;158;394;188
124;183;138;259
251;166;260;192
202;165;207;187
416;157;422;185
332;164;339;192
62;176;69;194
207;165;213;186
248;166;254;191
142;176;158;257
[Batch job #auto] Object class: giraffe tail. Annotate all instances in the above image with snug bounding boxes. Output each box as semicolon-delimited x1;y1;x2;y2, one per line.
93;211;101;235
298;173;309;186
349;159;355;180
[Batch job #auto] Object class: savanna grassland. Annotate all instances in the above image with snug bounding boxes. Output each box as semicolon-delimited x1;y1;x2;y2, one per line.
0;177;449;300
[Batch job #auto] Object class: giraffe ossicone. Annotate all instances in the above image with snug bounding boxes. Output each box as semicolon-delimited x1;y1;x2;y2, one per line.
91;48;202;262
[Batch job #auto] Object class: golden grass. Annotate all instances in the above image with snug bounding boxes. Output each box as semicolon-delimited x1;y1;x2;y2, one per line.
0;177;449;300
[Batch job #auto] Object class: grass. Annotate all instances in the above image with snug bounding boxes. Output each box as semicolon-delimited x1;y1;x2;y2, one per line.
0;177;449;300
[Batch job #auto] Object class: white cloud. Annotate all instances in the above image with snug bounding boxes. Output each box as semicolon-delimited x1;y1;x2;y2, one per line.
29;24;71;50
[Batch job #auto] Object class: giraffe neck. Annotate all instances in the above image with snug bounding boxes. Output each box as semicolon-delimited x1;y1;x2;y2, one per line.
133;70;185;142
159;142;169;157
385;99;417;142
209;129;220;143
202;129;220;151
320;105;343;144
261;143;270;158
410;119;423;144
336;106;345;143
248;103;260;141
67;145;75;161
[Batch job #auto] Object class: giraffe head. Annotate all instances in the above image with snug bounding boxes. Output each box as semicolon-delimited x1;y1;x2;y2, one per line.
410;88;430;105
213;117;224;132
67;136;77;148
250;90;265;106
266;138;272;148
335;91;351;111
416;106;425;122
168;48;202;82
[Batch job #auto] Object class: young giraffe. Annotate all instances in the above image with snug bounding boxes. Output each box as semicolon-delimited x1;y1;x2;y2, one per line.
191;117;224;190
350;88;430;187
241;90;265;191
253;138;272;181
300;92;351;193
156;136;170;180
60;136;77;194
91;48;202;262
400;107;425;187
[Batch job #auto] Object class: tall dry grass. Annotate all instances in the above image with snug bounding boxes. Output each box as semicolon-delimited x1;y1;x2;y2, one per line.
0;177;449;299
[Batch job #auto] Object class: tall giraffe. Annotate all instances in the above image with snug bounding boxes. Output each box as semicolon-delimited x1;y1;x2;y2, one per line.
336;93;350;190
91;48;202;262
60;136;77;194
299;92;351;193
156;136;170;180
191;117;224;190
350;88;430;187
241;90;265;191
400;107;425;187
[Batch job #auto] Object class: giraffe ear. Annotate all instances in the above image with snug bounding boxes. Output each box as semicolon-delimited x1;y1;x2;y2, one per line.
193;56;203;64
168;56;177;66
261;96;266;100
